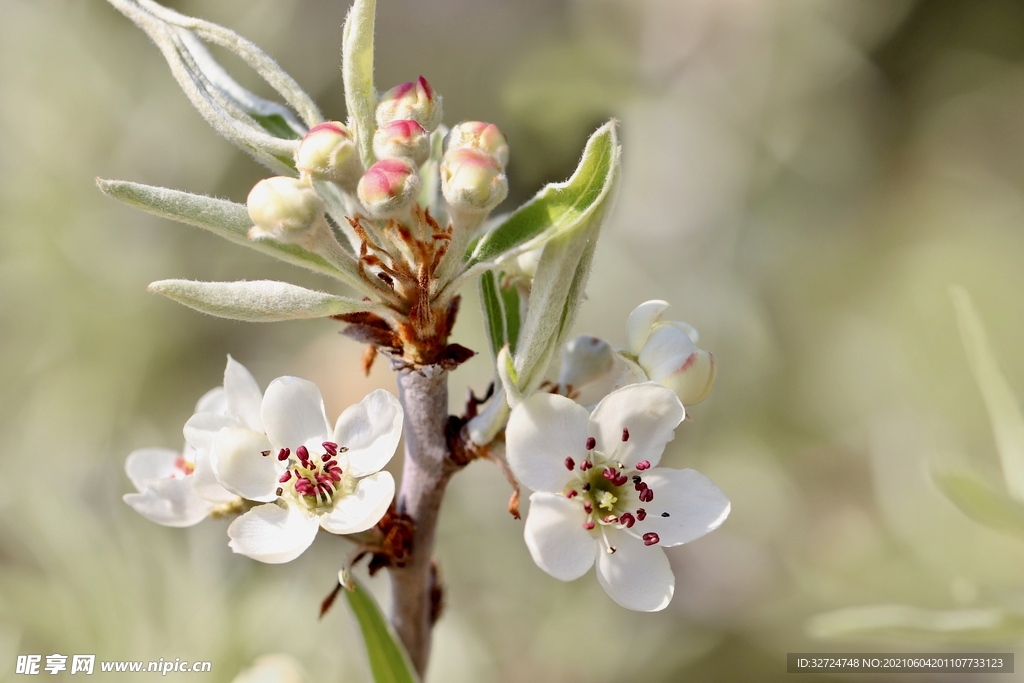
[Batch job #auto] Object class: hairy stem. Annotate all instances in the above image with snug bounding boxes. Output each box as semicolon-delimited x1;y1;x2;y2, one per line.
390;364;457;675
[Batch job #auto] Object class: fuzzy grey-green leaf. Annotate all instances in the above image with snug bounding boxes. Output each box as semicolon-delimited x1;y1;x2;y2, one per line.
344;576;419;683
149;279;381;322
343;0;378;169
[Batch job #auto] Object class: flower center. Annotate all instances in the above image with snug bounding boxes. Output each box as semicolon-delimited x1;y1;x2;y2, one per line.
561;435;663;551
271;441;356;513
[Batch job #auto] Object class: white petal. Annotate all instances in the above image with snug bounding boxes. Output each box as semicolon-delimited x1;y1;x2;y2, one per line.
506;393;589;493
633;468;730;546
626;300;669;356
664;320;699;344
318;471;395;535
124;477;214;527
124;447;181;490
595;529;674;611
224;355;264;431
211;428;279;502
658;349;717;406
523;492;596;581
261;376;331;449
227;503;319;564
589;383;684;469
637;323;697;382
333;389;403;478
195;386;227;415
183;411;243;453
192;447;238;504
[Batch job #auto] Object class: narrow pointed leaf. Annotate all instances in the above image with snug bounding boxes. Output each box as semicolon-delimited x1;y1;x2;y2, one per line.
468;121;619;267
480;270;507;360
98;179;368;288
343;0;378;169
932;468;1024;539
951;286;1024;501
344;576;419;683
149;279;382;322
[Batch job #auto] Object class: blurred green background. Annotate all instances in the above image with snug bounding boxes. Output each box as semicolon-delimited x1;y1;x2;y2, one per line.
5;0;1024;680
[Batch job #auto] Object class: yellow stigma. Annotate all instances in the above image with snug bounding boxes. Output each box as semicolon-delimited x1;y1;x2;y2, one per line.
597;491;618;511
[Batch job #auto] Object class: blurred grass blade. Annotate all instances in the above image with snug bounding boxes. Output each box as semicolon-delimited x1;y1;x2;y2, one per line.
932;468;1024;539
950;286;1024;501
343;0;378;168
97;179;367;288
148;279;386;322
344;576;419;683
808;604;1024;642
467;120;618;268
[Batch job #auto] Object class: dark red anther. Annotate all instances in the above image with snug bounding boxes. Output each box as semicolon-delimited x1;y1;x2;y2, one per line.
635;460;651;471
566;490;578;498
639;488;654;503
619;512;636;528
583;501;593;514
602;468;616;481
661;512;670;517
329;470;342;482
580;460;593;471
581;483;591;491
275;487;284;497
329;466;343;476
564;456;575;471
613;474;629;486
583;520;596;530
296;445;309;462
322;441;338;456
277;448;290;461
635;481;648;492
642;532;660;546
622;428;630;442
585;437;596;451
321;453;332;462
636;508;647;521
279;471;293;483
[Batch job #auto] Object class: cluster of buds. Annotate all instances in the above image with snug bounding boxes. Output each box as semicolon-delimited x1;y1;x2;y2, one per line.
441;121;509;214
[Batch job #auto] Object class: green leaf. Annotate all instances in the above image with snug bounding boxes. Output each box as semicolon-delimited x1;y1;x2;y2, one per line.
97;179;367;288
480;270;507;361
808;604;1024;642
467;120;619;268
344;576;419;683
250;113;302;141
501;283;521;353
148;279;382;322
951;286;1024;502
343;0;378;169
932;468;1024;539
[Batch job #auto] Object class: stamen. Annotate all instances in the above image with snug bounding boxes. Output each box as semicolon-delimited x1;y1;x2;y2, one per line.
613;474;629;486
622;428;629;442
636;460;651;471
632;475;642;484
661;512;670;518
277;448;290;461
585;437;596;450
580;460;593;471
581;483;591;492
607;546;617;554
602;467;616;481
296;445;309;462
261;450;271;457
619;512;636;528
583;520;596;530
583;501;593;514
279;471;293;483
639;488;654;503
322;441;338;456
635;481;648;492
275;487;283;497
566;489;578;498
603;515;618;524
642;532;660;546
564;456;575;471
321;453;332;462
636;508;647;521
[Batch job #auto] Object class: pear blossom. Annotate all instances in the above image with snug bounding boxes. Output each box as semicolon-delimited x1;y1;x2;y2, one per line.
621;300;717;405
506;383;730;611
123;358;247;526
216;378;403;563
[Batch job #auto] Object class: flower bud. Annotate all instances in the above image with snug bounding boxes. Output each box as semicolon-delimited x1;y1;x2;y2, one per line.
357;158;421;217
247;176;325;243
559;335;616;390
373;119;430;166
376;76;443;132
448;121;509;167
294;121;361;186
440;148;507;212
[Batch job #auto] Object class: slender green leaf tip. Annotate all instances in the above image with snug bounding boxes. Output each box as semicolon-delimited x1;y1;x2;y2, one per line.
342;574;419;683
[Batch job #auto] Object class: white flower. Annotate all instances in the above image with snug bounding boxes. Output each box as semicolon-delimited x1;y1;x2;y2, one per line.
216;379;403;564
622;300;717;405
505;383;730;611
123;358;248;526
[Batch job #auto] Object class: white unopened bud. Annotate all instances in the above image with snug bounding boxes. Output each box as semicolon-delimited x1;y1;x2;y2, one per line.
441;148;507;212
294;122;361;186
448;121;509;167
376;76;443;132
356;158;421;217
247;177;325;243
624;300;717;405
373;119;430;166
559;335;623;407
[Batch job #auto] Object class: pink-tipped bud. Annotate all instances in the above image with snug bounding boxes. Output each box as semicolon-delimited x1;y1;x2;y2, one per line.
440;148;507;212
247;177;324;243
448;121;509;167
357;158;421;217
294;121;360;185
376;76;443;131
373;119;430;166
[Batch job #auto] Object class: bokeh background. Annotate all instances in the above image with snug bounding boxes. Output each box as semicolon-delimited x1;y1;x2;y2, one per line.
4;0;1024;680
